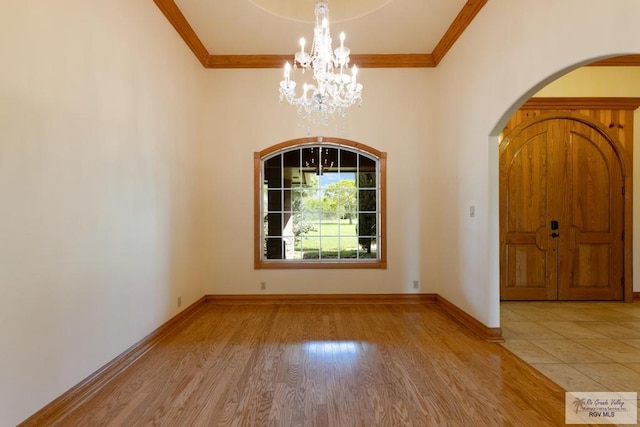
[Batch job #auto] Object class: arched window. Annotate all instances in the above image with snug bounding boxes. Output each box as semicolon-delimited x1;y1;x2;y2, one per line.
254;137;386;269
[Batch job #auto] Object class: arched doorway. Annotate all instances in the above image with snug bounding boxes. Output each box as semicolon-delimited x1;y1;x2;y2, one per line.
499;111;629;301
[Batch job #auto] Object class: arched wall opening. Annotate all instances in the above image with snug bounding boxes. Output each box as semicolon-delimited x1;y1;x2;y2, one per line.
487;56;640;324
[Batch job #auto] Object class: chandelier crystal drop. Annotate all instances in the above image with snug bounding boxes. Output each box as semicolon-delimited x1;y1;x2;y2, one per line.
279;1;363;126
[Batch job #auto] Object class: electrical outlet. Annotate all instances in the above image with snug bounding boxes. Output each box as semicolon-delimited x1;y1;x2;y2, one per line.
260;281;266;291
177;296;182;307
412;280;419;289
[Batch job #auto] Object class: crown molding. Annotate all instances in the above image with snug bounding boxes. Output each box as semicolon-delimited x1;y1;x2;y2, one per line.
153;0;209;67
588;55;640;66
154;0;639;69
208;54;435;69
432;0;487;65
522;97;640;110
154;0;485;69
207;55;290;69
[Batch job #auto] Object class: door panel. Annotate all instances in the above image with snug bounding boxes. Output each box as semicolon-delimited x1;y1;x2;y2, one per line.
501;118;623;301
506;245;547;288
560;123;623;300
500;123;556;300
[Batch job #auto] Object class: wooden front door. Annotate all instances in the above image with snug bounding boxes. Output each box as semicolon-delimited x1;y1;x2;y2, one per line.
500;117;624;301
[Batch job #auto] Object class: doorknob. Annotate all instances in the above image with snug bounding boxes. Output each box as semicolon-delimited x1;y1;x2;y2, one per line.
550;232;559;238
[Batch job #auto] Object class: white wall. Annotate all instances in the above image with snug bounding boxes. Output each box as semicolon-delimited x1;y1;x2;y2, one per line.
431;0;640;328
0;1;207;425
201;68;434;295
536;66;640;295
4;1;640;424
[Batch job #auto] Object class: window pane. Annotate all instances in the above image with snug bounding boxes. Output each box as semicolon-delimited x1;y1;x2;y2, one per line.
262;186;268;211
358;172;376;188
265;238;284;259
266;215;283;242
282;212;294;237
293;213;316;238
283;149;301;168
321;147;338;174
302;147;317;173
358;189;376;212
337;188;356;214
358;212;376;258
282;236;296;259
341;215;358;236
358;245;377;259
339;239;358;258
266;190;282;211
340;177;356;189
321;212;339;226
319;183;353;215
287;169;302;188
340;149;357;169
291;188;305;212
359;155;376;188
282;190;293;212
301;236;320;259
264;155;282;187
320;242;339;259
303;172;319;189
290;237;303;260
302;201;321;220
307;216;322;235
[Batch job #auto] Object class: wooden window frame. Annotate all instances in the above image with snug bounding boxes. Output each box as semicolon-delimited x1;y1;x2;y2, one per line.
254;137;387;269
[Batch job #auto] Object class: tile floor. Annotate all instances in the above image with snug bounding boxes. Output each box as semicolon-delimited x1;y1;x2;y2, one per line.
500;301;640;406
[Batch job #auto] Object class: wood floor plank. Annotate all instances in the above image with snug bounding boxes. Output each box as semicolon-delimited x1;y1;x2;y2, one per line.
35;303;567;426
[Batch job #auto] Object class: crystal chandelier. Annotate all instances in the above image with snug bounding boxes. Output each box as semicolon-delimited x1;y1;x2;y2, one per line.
279;1;363;126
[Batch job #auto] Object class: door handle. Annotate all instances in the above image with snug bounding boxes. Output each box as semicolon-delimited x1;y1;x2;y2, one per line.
551;220;559;230
550;232;559;238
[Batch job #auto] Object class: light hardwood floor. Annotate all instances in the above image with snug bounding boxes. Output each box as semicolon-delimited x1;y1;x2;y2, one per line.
24;302;568;426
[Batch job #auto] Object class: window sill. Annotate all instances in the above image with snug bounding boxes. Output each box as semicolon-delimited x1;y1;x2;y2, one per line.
255;260;387;269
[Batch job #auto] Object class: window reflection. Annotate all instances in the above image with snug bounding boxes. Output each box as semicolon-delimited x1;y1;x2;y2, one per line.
303;340;363;363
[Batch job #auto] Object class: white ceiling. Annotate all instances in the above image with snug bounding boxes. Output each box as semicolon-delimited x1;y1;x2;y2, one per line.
174;0;468;55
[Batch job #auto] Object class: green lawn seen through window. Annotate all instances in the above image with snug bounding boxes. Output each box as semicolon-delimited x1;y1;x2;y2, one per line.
295;219;377;259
